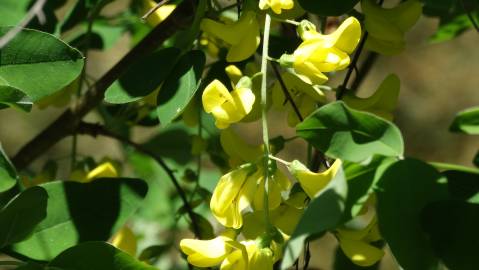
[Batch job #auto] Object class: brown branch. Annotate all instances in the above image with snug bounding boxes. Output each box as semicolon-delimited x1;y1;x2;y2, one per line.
76;121;202;238
12;0;197;170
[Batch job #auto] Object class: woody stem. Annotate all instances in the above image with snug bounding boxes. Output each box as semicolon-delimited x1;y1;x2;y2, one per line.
260;13;273;229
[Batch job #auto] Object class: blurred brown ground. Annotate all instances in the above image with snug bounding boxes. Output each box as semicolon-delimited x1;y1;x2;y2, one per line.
0;4;478;269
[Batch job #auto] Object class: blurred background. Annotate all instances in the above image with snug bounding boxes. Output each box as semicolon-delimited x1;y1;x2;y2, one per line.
0;0;478;269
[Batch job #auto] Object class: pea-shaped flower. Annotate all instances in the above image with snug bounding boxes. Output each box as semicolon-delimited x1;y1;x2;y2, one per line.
288;159;342;198
202;78;255;129
200;11;260;62
220;128;263;167
259;0;294;14
281;17;361;85
362;0;422;55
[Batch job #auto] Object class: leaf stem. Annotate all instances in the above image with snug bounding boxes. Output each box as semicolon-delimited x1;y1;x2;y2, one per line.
268;155;291;166
260;13;273;230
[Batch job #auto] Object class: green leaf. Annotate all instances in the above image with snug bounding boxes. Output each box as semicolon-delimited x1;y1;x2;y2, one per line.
281;165;347;269
0;27;84;102
142;124;193;165
444;170;479;204
376;159;449;270
297;0;360;16
0;0;30;26
450;106;479;135
0;85;32;112
9;178;148;261
421;200;479;270
49;241;157;270
0;186;48;247
296;101;404;162
156;50;205;126
0;143;17;192
104;47;181;104
138;244;171;264
342;157;395;221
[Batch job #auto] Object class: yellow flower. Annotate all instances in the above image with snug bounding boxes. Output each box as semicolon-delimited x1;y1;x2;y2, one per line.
248;245;274;270
259;0;294;14
272;72;326;126
141;0;176;27
337;214;384;266
362;0;422;55
288;159;342;198
70;162;118;183
282;17;361;85
210;166;254;228
182;97;199;127
202;79;255;129
251;168;291;211
200;12;260;62
343;74;400;120
110;225;137;257
220;128;263;167
180;231;247;268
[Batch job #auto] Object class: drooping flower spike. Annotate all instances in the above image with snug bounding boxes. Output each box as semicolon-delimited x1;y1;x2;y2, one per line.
200;11;260;62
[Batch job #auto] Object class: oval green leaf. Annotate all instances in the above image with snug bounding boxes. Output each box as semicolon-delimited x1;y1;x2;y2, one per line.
0;27;84;102
296;101;404;162
376;159;449;270
9;178;148;261
104;47;182;104
0;186;48;248
156;50;205;127
49;241;157;270
297;0;360;16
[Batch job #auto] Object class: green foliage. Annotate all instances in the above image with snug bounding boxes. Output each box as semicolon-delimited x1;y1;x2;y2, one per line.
296;101;404;162
105;47;182;104
297;0;360;16
0;27;84;102
9;178;148;261
0;144;17;192
0;0;30;26
450;106;479;134
0;86;32;112
376;159;449;270
156;50;206;126
0;187;47;247
281;166;347;269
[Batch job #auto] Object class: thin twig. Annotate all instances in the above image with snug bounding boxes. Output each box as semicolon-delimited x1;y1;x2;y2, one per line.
141;0;170;21
12;0;197;170
76;122;202;238
0;0;47;48
270;62;303;121
459;0;479;32
350;52;378;91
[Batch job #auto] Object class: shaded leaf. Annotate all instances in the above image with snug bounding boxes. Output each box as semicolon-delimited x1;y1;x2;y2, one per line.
296;101;404;162
421;200;479;270
105;47;181;104
156;50;205;126
0;186;48;247
0;85;32;112
0;27;84;102
444;170;479;203
9;178;148;261
376;159;448;270
297;0;360;16
281;165;347;269
49;241;157;270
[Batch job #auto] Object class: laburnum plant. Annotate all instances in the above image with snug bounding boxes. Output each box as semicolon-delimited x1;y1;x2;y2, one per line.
0;0;478;270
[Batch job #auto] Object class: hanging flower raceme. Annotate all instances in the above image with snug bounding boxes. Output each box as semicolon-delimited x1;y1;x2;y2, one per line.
271;72;326;126
259;0;294;14
361;0;422;55
287;159;342;198
280;17;361;85
337;212;384;266
202;78;255;129
343;74;400;120
200;11;260;62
